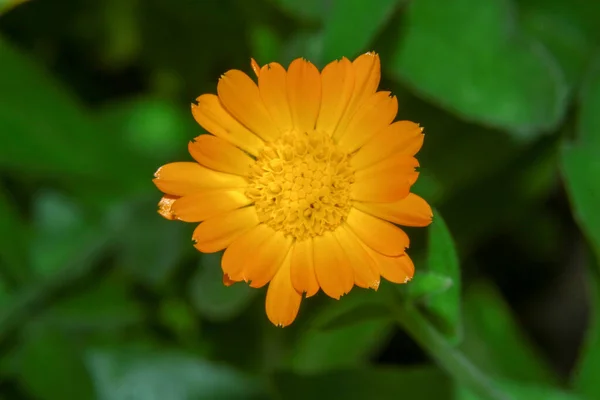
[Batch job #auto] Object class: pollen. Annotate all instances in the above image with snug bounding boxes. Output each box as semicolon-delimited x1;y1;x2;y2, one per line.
246;130;355;240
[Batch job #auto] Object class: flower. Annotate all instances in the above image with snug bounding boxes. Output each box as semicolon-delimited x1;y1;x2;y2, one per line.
153;52;432;327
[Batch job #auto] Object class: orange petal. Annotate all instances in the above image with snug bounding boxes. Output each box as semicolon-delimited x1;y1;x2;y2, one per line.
334;226;380;289
345;209;409;257
335;91;397;153
188;135;254;176
290;239;319;297
332;52;381;138
250;58;261;78
217;70;280;142
259;62;293;133
351;156;419;202
287;58;321;133
221;224;277;283
246;232;293;288
316;57;354;135
354;193;433;227
153;162;247;196
313;231;354;299
192;206;259;253
361;245;415;284
352;121;424;170
192;94;264;157
223;273;236;286
266;251;302;327
172;190;251;222
157;195;178;220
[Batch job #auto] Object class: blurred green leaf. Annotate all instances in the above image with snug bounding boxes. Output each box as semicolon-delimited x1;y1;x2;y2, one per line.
457;380;583;400
0;186;30;286
270;0;328;22
518;0;592;89
114;198;188;286
561;146;600;263
391;0;567;136
16;326;96;400
461;281;556;384
158;297;200;344
86;347;265;400
0;37;144;182
404;271;453;301
424;212;461;343
310;289;388;331
30;190;97;277
292;314;392;372
95;96;195;162
275;366;452;399
321;0;400;61
46;277;144;332
577;60;600;150
250;24;283;65
189;252;256;322
0;0;28;15
572;256;600;399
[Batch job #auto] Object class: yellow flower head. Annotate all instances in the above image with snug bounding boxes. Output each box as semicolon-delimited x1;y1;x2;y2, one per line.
153;52;432;327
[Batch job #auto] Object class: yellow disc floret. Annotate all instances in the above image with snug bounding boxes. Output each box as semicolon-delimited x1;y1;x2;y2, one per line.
246;130;354;240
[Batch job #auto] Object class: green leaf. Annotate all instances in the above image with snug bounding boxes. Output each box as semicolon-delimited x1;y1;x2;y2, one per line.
269;0;328;22
292;316;393;373
404;271;453;301
561;145;600;263
0;0;28;15
310;289;389;331
391;0;567;136
0;186;31;286
461;281;556;384
16;326;96;400
30;190;97;277
424;212;461;342
572;255;600;399
46;277;144;332
518;0;593;88
578;59;600;150
274;366;452;399
457;380;583;400
86;347;265;400
189;252;256;322
0;37;144;183
321;0;400;61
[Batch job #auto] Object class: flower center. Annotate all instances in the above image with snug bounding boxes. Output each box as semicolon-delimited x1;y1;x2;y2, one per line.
246;130;354;241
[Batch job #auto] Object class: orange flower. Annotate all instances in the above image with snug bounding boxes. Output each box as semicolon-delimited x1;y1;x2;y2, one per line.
153;52;432;327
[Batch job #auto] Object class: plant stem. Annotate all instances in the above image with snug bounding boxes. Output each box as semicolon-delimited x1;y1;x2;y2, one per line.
391;301;510;400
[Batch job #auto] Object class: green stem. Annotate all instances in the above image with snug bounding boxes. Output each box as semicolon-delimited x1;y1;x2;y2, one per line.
391;301;510;400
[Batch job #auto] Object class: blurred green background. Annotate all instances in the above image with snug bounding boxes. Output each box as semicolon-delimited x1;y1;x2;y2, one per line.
1;0;600;399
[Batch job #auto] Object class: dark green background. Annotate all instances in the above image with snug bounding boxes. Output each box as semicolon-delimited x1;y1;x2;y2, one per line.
1;0;600;399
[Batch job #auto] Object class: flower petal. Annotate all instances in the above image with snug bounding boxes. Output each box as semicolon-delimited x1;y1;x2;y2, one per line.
192;94;264;157
188;135;254;176
316;57;354;135
352;121;424;170
192;206;259;253
334;226;379;289
335;91;397;153
246;232;293;288
290;239;319;297
222;223;293;287
217;70;280;142
259;62;293;133
361;245;415;284
287;58;321;133
313;231;354;299
345;208;409;257
250;58;261;78
172;190;251;222
157;195;178;220
153;162;247;196
266;251;302;327
351;156;419;202
354;193;433;227
332;52;381;138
